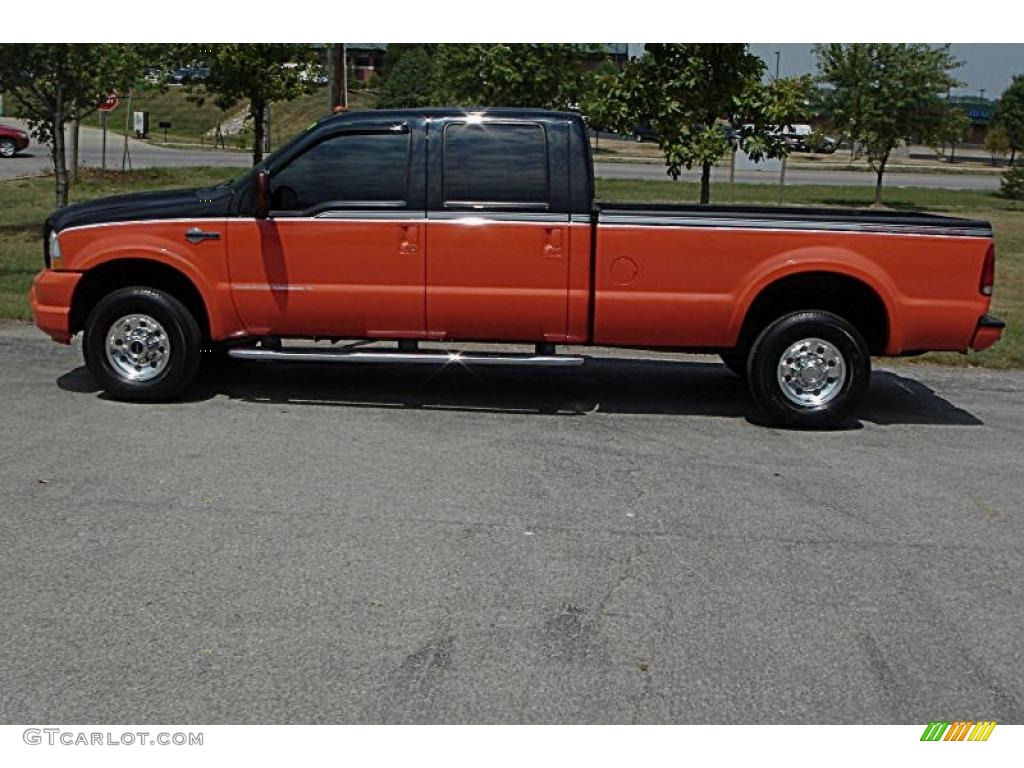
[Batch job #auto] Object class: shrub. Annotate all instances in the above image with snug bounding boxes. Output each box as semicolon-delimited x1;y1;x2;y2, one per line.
985;124;1011;166
1001;164;1024;199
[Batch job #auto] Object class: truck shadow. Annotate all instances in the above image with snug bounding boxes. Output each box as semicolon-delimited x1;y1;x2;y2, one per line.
57;356;983;428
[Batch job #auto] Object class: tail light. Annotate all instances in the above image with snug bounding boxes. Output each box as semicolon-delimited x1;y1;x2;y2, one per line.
980;243;995;297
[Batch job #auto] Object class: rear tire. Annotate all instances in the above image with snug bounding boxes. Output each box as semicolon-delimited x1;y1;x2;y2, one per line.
83;287;202;401
747;310;870;428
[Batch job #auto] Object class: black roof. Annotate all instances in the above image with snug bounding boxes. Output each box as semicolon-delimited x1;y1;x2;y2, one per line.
314;107;583;127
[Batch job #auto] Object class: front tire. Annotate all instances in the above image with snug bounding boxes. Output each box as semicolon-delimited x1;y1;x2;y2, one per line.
0;138;16;158
83;287;202;401
747;310;870;428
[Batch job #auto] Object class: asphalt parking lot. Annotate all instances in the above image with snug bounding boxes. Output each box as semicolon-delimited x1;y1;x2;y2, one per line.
1;322;1021;723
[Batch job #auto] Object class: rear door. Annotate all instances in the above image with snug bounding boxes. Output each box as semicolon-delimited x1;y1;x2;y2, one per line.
227;119;426;338
424;117;570;342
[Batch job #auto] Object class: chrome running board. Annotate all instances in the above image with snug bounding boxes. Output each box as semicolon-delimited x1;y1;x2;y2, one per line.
228;347;585;367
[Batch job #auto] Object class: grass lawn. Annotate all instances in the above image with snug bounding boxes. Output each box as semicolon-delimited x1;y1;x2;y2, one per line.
2;169;1020;368
82;85;378;149
0;167;238;319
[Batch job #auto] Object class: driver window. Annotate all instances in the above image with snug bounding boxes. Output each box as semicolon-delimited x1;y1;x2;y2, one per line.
270;131;411;212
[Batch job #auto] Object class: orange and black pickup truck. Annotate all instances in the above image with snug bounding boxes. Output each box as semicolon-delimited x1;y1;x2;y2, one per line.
31;107;1004;427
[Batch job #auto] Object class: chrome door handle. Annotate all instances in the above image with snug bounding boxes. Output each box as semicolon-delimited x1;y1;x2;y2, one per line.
399;223;419;255
185;227;221;244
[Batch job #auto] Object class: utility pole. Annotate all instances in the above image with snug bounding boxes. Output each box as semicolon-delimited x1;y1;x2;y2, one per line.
328;43;348;113
774;50;780;80
100;111;107;174
121;89;133;172
264;102;272;155
340;43;348;110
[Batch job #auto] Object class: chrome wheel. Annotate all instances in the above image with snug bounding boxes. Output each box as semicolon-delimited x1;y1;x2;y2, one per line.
104;313;170;382
776;337;846;407
0;139;15;158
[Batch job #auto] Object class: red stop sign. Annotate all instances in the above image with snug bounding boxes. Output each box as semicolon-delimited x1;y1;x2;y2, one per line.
97;93;119;112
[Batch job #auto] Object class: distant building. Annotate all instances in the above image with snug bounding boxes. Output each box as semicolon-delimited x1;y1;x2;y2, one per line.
346;44;387;84
947;96;995;145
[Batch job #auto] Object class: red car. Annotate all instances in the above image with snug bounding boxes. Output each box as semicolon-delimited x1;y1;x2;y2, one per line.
0;123;31;158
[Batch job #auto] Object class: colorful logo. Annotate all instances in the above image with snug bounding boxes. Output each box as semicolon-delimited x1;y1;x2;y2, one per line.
920;721;997;741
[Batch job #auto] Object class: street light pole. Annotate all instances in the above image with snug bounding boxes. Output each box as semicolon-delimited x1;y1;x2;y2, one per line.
774;50;780;80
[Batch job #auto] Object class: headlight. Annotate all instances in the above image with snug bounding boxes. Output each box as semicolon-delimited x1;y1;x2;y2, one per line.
49;230;62;269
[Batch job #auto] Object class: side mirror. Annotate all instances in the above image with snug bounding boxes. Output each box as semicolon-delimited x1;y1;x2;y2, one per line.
254;169;270;220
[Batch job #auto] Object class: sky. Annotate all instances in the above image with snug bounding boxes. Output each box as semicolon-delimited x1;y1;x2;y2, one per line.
747;44;1024;99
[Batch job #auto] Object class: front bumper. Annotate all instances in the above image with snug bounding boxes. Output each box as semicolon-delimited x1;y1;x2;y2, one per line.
970;314;1005;352
29;270;81;344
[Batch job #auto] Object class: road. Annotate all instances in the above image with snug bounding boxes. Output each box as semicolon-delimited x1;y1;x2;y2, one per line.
0;119;1002;190
1;322;1021;723
0;119;252;180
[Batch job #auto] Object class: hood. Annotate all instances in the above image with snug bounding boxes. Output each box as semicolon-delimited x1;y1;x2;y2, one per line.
47;183;237;233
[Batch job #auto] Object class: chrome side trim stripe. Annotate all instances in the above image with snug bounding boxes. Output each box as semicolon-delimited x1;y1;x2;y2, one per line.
428;211;570;223
58;218;233;234
597;214;992;238
311;210;424;220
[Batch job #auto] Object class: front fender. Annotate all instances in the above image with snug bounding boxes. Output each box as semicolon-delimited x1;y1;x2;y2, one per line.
58;220;244;340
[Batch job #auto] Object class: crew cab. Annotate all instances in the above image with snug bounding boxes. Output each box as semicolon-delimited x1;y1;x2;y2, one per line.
30;108;1003;427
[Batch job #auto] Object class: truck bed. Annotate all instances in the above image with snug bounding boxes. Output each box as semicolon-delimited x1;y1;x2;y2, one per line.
590;203;994;354
595;203;992;237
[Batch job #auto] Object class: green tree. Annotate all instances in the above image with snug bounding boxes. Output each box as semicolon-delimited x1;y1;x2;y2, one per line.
377;46;435;108
1002;164;1024;199
985;124;1011;166
994;74;1024;165
926;106;971;161
379;44;437;81
431;44;589;109
577;60;619;151
607;44;811;204
0;43;154;206
810;45;872;163
184;44;323;165
815;44;961;205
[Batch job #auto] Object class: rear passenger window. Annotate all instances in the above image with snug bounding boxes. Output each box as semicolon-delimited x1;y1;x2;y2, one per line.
443;122;548;207
271;131;410;211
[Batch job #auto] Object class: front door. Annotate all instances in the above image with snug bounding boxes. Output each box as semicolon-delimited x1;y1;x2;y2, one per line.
425;118;570;342
228;121;426;339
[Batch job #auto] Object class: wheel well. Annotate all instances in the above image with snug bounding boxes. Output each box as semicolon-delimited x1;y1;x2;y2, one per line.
738;272;889;355
69;260;210;339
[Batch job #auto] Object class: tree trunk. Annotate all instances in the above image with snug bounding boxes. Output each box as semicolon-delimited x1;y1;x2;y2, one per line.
1012;147;1018;167
52;88;69;208
777;155;787;206
250;98;265;165
699;161;712;205
327;45;339;113
873;158;887;207
69;118;80;184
